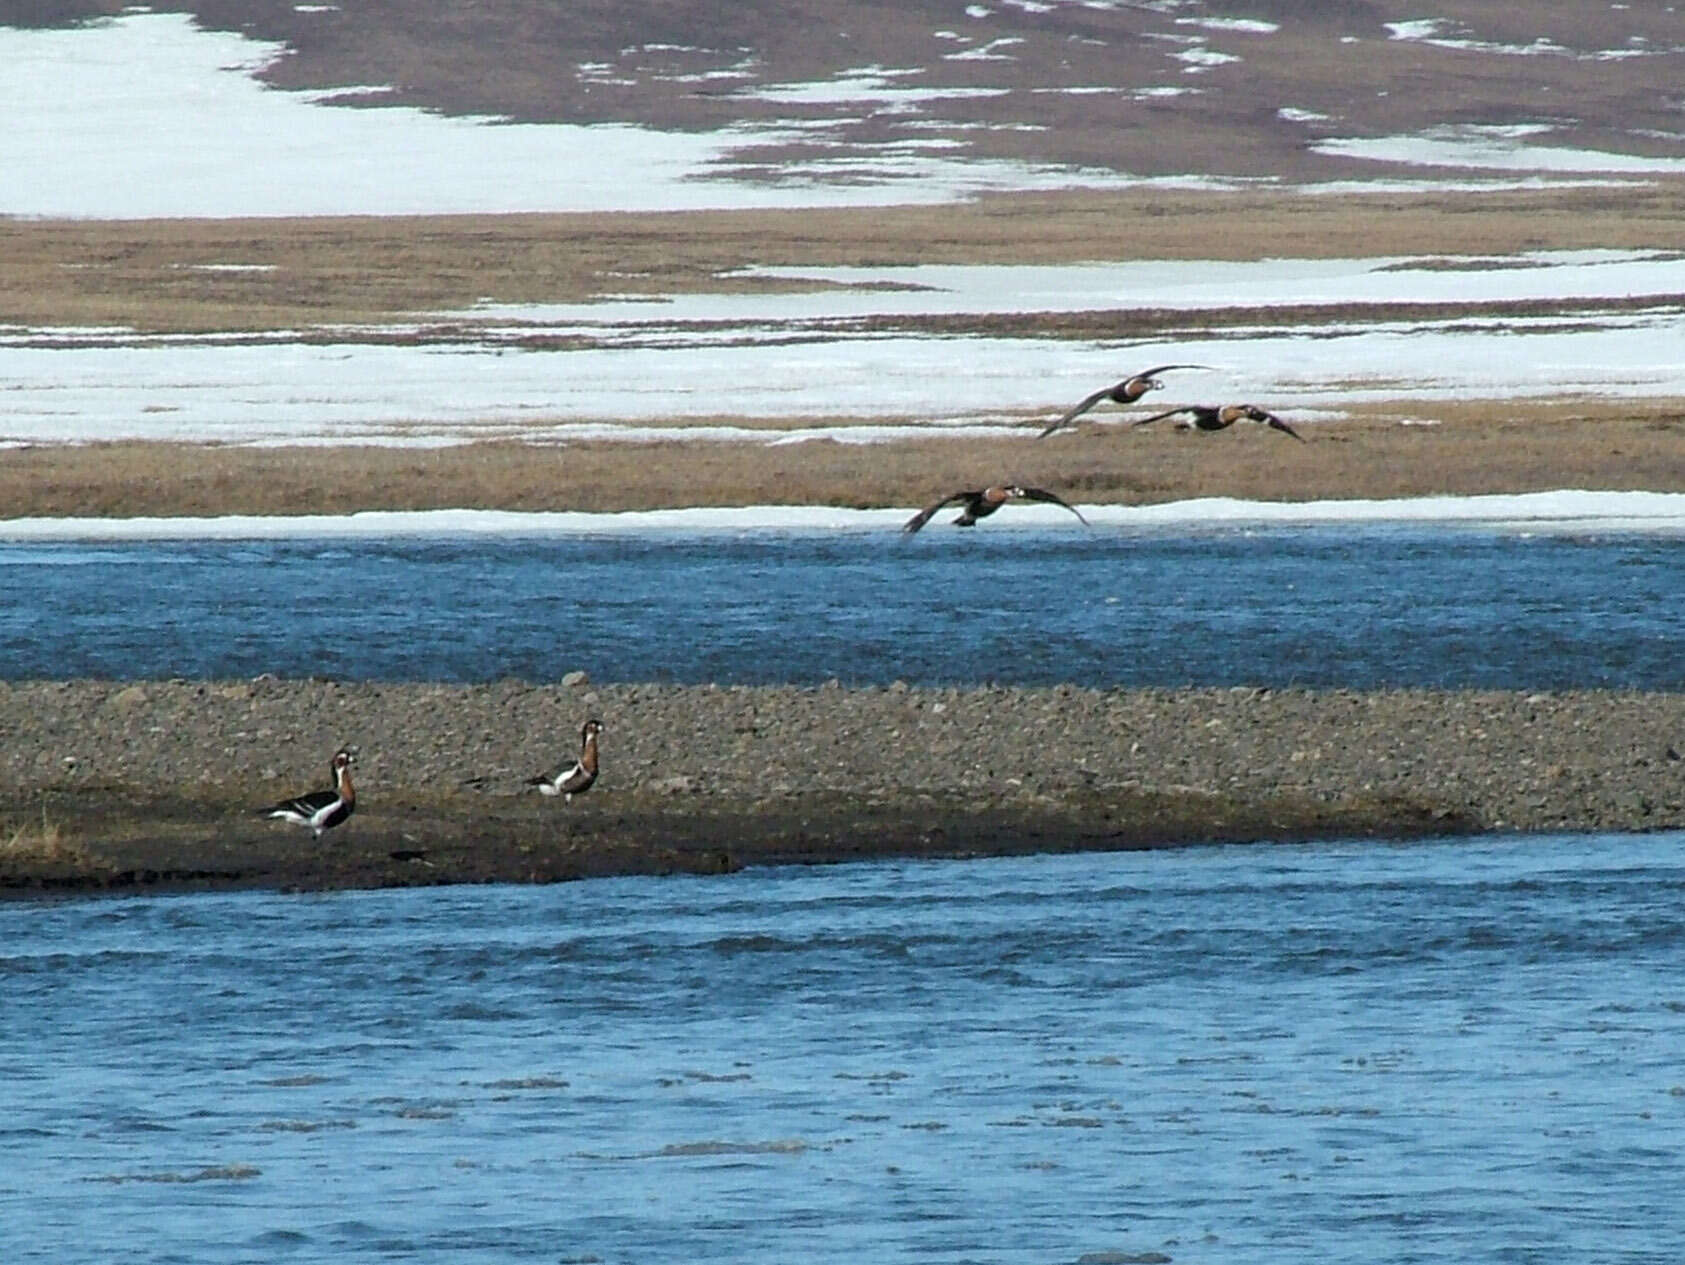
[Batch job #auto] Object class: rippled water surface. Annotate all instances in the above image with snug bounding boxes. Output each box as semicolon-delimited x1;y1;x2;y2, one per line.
6;524;1685;688
10;524;1685;1261
5;836;1684;1263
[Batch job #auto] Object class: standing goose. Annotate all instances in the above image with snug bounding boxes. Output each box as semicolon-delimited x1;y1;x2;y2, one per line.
902;484;1088;535
1038;364;1212;437
526;719;603;801
1133;403;1305;442
259;747;357;841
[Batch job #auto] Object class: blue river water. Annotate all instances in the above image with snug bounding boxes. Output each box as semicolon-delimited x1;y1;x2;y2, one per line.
7;523;1685;1261
3;523;1685;688
5;836;1684;1264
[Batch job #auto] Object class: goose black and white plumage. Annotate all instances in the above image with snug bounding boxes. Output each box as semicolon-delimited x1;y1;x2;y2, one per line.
526;719;603;801
1038;364;1212;438
902;484;1089;535
1133;403;1305;442
259;747;357;840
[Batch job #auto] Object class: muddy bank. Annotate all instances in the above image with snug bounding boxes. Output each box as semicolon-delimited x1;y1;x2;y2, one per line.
3;679;1683;897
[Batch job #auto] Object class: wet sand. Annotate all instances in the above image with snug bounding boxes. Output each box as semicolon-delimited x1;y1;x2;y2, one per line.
4;679;1683;897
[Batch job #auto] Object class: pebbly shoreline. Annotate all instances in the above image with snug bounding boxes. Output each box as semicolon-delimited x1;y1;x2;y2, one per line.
3;678;1683;897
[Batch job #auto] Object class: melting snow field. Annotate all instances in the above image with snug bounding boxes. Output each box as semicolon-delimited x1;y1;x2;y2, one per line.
3;250;1683;445
1;11;1674;221
0;13;1146;218
1;13;1682;458
2;10;1676;223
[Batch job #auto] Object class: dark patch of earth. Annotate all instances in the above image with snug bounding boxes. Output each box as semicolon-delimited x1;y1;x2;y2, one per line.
9;1;1685;183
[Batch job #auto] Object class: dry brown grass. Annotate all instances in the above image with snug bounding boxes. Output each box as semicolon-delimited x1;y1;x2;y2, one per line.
3;399;1683;519
6;185;1685;517
6;184;1685;333
0;805;98;873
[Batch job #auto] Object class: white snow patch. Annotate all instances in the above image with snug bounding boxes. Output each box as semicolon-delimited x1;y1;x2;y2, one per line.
1176;17;1279;34
5;251;1685;445
729;73;1009;105
1384;17;1680;59
1385;19;1451;40
1315;125;1685;174
1173;46;1242;71
945;38;1025;61
9;490;1685;541
0;13;1140;218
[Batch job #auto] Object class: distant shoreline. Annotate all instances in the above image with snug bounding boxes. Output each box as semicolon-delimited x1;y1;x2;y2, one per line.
5;680;1683;899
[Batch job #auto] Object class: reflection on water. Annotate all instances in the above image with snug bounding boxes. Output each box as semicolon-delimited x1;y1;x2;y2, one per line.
5;525;1685;688
4;835;1684;1263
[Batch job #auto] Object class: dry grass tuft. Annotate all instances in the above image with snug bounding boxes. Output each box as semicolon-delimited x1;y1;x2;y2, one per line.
0;806;99;872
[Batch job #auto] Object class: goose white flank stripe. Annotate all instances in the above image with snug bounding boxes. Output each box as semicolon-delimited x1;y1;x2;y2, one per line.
902;484;1089;534
527;719;603;801
1133;402;1306;441
1038;364;1213;438
259;747;357;840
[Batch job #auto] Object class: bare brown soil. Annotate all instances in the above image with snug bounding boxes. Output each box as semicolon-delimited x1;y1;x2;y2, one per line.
2;783;1453;897
14;1;1685;183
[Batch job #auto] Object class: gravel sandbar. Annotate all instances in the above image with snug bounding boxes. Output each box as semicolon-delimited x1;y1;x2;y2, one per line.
4;679;1682;897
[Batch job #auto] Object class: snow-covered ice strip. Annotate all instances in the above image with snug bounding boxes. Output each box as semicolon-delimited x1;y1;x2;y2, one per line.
466;250;1685;325
1383;19;1676;60
3;314;1683;445
1315;126;1685;175
1176;18;1278;35
723;70;1013;105
11;249;1685;350
7;491;1685;542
